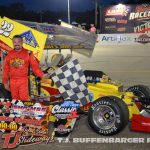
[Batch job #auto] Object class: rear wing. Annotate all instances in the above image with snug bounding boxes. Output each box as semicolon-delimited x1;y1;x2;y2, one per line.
16;20;97;57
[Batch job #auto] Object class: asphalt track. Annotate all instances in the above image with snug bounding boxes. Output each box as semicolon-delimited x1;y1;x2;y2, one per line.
0;44;150;150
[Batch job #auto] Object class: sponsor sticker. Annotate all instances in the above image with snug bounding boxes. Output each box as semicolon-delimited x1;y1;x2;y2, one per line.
52;100;80;119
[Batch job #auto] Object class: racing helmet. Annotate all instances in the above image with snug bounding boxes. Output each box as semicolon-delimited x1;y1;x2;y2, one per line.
51;54;65;67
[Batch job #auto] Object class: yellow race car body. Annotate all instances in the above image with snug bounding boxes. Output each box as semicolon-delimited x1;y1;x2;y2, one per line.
30;73;140;120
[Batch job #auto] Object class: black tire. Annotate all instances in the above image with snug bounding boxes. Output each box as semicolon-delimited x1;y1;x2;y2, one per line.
126;85;150;109
0;84;11;99
126;85;150;99
88;96;129;136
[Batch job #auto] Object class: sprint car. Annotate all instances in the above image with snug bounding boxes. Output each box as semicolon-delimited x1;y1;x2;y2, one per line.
0;54;150;137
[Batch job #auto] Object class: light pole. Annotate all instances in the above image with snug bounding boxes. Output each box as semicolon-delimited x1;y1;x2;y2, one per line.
68;0;71;24
95;0;98;27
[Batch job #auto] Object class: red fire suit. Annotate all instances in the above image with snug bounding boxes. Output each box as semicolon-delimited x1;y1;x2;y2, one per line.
2;48;44;100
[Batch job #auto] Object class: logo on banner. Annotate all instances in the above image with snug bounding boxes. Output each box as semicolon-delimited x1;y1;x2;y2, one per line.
117;27;126;32
101;35;132;43
117;20;128;24
129;4;150;21
106;7;129;16
105;18;116;22
20;30;39;48
135;34;150;44
134;22;150;33
105;25;116;31
129;11;150;20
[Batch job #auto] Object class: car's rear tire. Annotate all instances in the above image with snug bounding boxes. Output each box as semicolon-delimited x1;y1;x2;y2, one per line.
88;96;129;136
126;85;150;109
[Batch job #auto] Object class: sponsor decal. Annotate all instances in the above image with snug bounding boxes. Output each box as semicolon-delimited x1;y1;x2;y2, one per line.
135;34;150;44
106;7;129;16
117;20;128;24
20;30;39;48
52;100;80;119
54;125;71;134
11;102;47;119
10;58;25;68
134;22;150;33
1;132;54;149
81;103;92;112
42;26;56;34
117;27;126;32
105;18;116;22
0;20;14;37
0;121;18;131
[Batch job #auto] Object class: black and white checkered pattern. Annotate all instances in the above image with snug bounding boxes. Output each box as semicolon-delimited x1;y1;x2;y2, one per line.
51;58;90;106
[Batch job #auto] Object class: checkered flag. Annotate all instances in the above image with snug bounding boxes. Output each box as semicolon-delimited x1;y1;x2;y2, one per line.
51;58;90;106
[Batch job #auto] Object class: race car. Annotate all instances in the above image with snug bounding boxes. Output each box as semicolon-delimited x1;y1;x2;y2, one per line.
0;53;150;137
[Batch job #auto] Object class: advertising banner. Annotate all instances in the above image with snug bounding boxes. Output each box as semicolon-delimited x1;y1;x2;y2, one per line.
97;33;150;45
101;3;150;34
0;17;47;60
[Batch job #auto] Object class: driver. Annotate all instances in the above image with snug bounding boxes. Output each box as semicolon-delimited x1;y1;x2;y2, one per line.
2;35;48;100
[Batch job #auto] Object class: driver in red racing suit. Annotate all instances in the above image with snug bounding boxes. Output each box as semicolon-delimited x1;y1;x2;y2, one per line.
2;35;48;100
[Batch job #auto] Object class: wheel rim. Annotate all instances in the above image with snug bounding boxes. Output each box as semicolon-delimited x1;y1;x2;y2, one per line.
93;105;116;130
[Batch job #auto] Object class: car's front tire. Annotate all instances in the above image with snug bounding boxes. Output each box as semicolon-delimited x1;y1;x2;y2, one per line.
88;96;129;136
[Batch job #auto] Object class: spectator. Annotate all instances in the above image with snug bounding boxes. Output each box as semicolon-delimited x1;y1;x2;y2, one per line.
90;24;97;33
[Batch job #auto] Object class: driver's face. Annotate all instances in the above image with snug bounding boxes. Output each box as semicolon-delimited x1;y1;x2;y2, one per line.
13;38;23;50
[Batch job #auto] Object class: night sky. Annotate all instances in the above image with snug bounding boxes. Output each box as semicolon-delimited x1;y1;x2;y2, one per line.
0;0;128;12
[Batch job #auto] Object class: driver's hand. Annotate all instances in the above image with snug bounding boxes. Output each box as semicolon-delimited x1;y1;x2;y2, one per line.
4;84;10;91
42;73;50;79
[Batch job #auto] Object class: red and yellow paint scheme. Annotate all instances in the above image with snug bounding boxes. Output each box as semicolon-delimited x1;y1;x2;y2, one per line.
30;73;140;121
